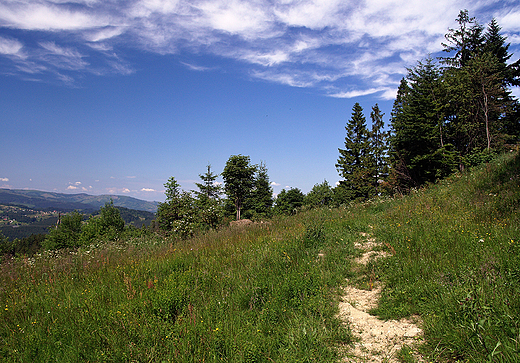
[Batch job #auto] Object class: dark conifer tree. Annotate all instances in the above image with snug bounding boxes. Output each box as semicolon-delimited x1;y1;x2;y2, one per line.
484;18;520;87
387;11;519;191
370;104;389;191
389;58;457;188
336;103;374;200
442;9;484;68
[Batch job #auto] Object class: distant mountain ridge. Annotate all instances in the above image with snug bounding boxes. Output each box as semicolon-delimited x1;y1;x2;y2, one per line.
0;189;159;213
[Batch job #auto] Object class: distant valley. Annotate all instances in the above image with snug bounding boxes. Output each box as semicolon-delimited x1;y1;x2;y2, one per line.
0;189;158;240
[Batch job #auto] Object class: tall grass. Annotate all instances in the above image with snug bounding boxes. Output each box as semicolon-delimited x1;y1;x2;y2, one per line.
372;152;520;361
1;209;358;362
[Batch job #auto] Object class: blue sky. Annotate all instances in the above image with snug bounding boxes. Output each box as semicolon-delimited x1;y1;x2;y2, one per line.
1;0;519;202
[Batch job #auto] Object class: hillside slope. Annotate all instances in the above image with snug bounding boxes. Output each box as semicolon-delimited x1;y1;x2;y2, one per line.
368;151;520;361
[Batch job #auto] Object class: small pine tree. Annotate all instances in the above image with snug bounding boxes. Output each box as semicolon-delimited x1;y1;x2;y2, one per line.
248;161;273;219
274;188;304;215
194;165;223;230
194;164;222;202
155;177;196;236
305;180;333;208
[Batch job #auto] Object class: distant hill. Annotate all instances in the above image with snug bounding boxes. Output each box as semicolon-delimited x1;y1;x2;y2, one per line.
0;189;159;213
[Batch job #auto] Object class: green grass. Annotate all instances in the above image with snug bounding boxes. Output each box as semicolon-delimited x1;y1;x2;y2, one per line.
0;209;358;362
371;152;520;361
2;152;520;362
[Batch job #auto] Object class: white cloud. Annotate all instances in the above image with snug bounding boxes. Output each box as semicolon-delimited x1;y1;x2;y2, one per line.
0;36;24;57
67;185;78;190
329;88;385;99
74;181;82;185
180;62;214;71
196;0;274;37
0;0;518;97
508;34;520;45
270;181;280;186
273;0;347;30
85;27;125;42
0;177;9;182
141;188;156;192
38;41;89;70
497;8;520;33
122;188;131;193
0;2;109;31
241;49;290;66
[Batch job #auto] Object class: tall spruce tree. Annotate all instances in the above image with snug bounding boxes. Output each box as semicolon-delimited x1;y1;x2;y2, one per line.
389;58;457;189
388;11;520;191
483;18;520;143
442;10;484;68
336;103;374;201
370;104;388;191
442;13;519;155
484;18;520;87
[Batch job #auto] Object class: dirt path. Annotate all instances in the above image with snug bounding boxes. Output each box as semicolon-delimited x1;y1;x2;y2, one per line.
338;232;424;362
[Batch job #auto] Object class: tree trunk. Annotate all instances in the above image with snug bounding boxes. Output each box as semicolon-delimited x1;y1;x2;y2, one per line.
483;84;491;150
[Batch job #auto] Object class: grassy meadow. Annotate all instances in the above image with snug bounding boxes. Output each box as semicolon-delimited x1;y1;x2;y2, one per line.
1;152;519;362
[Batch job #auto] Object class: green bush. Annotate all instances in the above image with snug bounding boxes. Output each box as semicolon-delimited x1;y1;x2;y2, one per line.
42;211;83;249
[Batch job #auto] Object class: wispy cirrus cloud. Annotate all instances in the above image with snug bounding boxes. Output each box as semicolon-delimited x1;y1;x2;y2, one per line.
0;0;518;96
0;36;24;56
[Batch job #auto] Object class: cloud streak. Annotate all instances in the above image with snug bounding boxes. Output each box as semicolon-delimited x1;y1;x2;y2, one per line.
0;0;518;96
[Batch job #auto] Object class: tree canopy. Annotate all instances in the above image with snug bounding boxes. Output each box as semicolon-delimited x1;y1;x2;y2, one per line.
221;155;257;220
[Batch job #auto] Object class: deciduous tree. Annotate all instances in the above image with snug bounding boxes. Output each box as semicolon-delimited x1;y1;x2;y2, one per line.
221;155;257;220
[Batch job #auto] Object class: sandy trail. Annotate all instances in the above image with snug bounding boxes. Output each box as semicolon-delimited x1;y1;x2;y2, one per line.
338;232;424;362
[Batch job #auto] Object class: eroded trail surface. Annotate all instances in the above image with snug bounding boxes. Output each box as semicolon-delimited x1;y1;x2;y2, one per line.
339;232;424;362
